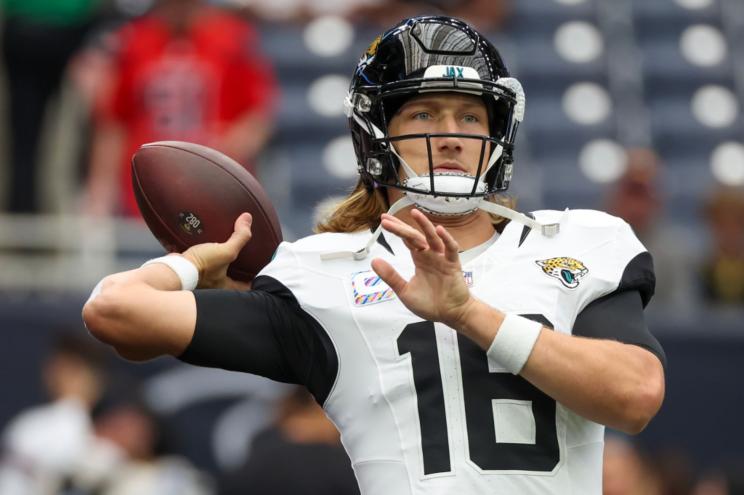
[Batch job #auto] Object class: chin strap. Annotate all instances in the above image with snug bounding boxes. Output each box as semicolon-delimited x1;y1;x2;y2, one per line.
478;201;560;237
320;197;414;261
389;144;418;181
319;196;559;261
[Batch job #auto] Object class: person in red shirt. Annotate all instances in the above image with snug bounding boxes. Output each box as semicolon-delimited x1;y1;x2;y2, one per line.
85;0;277;217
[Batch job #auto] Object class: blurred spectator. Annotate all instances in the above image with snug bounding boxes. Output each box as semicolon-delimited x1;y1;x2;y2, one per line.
604;148;698;312
449;0;511;32
237;0;370;24
651;448;696;495
693;462;744;495
83;0;277;217
699;186;744;307
0;333;107;495
603;435;663;495
347;0;510;32
693;473;728;495
218;386;358;495
63;396;213;495
236;0;509;30
1;0;102;213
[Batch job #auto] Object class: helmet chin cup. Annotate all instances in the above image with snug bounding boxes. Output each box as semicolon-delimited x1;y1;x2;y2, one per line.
403;174;487;215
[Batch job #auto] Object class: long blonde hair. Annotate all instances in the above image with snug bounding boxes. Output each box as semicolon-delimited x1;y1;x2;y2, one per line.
314;180;516;234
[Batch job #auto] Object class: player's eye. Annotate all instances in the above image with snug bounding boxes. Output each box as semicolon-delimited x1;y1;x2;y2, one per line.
412;111;433;121
462;114;480;123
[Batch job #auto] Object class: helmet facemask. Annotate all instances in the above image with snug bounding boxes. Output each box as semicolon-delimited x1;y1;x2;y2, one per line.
322;16;558;262
347;74;524;216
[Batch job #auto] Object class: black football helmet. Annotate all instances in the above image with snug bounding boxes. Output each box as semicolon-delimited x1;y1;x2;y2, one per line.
346;15;526;208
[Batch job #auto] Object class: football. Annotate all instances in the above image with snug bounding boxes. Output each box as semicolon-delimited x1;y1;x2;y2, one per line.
131;141;283;282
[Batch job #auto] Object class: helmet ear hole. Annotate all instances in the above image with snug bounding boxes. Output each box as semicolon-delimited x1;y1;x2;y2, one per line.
366;158;384;177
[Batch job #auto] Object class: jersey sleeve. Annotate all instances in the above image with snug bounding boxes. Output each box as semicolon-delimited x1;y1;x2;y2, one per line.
178;245;338;404
610;221;656;306
573;219;665;368
572;289;667;368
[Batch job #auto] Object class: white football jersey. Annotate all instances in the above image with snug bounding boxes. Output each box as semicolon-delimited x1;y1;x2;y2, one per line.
258;209;650;495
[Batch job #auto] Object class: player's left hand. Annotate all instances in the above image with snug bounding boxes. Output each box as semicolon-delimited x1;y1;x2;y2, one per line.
371;209;476;330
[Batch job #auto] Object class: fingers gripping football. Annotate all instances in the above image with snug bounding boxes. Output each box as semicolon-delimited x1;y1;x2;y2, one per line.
132;141;282;282
183;213;253;289
224;213;254;256
371;209;474;329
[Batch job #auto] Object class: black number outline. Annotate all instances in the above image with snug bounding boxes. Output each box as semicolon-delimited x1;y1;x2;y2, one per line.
396;315;559;476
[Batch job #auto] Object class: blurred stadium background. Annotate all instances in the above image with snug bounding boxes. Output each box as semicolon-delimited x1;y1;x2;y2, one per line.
1;0;744;493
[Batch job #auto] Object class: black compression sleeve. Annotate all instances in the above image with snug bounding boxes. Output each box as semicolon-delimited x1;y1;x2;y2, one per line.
179;289;297;382
177;276;339;405
572;290;667;369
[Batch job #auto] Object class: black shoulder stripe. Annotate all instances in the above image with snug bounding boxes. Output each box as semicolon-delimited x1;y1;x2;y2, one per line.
618;252;656;307
518;212;536;247
252;275;340;406
376;231;394;255
251;274;296;300
573;289;667;369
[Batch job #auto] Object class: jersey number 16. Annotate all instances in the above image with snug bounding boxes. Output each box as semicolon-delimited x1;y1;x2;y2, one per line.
397;315;560;475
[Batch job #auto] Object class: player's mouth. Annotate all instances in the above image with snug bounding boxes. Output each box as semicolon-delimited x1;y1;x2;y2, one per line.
433;162;468;174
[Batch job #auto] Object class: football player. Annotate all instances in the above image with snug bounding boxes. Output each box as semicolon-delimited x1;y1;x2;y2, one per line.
83;16;666;494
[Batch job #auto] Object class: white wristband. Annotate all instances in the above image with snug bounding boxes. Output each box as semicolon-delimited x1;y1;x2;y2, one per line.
141;255;199;291
486;313;543;375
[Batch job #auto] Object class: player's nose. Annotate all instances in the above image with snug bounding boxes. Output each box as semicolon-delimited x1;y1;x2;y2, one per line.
434;115;464;153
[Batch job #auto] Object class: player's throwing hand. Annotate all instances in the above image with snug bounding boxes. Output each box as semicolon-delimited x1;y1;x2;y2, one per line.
371;209;476;330
183;213;253;290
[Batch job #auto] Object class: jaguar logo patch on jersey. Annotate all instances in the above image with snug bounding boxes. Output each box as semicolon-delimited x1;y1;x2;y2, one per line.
352;271;396;307
536;257;588;289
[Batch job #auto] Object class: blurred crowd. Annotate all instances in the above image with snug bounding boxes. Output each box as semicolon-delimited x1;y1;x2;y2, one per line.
2;331;743;495
0;334;211;495
1;0;741;307
602;148;744;311
2;0;279;217
603;434;744;495
0;0;509;217
1;0;743;494
0;333;358;495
